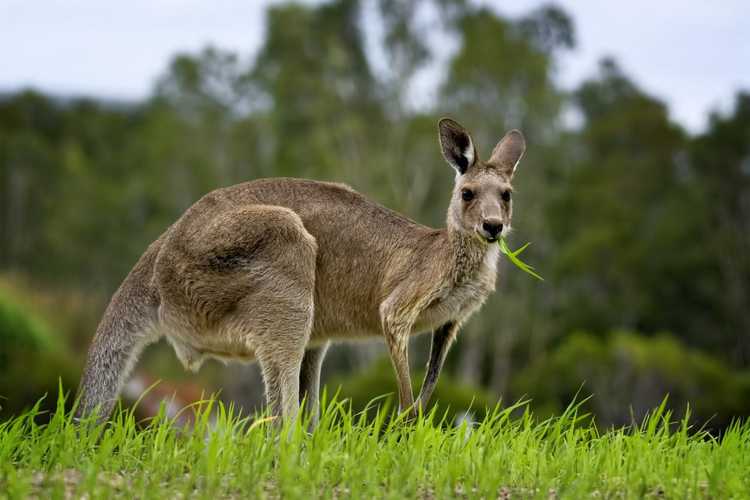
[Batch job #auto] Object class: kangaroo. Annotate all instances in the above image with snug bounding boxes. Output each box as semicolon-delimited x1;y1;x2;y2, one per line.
76;118;525;424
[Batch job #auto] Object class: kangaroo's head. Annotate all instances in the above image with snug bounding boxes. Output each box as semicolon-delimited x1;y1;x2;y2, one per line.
439;118;526;244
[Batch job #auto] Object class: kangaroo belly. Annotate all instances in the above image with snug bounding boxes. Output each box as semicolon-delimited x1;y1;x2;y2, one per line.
159;307;258;372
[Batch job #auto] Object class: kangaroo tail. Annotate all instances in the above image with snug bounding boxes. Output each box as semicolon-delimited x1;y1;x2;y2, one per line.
76;241;161;421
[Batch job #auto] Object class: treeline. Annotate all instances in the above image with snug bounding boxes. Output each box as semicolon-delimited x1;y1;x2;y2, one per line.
1;0;748;425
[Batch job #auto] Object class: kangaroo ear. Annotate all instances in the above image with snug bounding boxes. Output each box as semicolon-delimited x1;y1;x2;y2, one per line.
438;118;476;175
489;129;526;175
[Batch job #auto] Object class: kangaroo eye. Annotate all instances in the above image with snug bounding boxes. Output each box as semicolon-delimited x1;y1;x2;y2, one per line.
501;191;511;202
461;189;474;202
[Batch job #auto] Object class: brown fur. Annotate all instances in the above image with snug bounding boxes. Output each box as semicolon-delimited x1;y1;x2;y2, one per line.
76;119;526;423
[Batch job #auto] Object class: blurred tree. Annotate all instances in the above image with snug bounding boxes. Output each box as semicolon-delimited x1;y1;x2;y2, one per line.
252;0;384;183
518;4;575;56
0;92;155;291
154;47;262;200
377;0;430;97
548;59;717;353
690;93;750;363
0;92;63;273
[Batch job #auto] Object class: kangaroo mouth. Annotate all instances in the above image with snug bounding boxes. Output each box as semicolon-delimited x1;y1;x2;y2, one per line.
475;228;499;243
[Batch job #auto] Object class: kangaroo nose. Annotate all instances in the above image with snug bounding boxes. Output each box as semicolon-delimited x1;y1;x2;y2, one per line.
482;221;503;238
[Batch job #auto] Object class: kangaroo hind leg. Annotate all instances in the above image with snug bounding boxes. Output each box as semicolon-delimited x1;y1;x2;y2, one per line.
299;342;330;428
212;206;317;423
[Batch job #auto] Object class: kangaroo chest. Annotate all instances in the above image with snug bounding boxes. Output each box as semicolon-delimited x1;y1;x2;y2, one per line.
414;245;499;332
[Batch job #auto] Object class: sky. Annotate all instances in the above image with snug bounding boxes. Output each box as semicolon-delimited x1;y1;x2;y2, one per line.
1;0;748;133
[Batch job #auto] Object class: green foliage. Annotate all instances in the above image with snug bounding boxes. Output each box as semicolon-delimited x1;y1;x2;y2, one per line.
546;59;723;354
0;293;77;417
513;331;750;429
499;238;544;281
1;392;749;498
688;92;750;362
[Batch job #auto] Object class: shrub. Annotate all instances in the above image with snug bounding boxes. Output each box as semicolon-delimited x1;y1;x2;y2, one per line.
0;291;77;418
511;331;750;429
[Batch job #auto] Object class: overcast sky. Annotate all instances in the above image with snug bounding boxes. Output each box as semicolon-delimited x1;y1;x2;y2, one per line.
1;0;748;132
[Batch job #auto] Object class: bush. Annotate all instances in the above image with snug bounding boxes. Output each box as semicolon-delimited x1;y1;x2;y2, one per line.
0;291;77;418
511;331;750;428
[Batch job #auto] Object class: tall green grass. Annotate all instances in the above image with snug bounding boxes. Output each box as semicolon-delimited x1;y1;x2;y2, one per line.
1;387;749;498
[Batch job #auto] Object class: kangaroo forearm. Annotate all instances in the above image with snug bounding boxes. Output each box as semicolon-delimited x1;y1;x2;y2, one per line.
418;321;458;407
381;317;416;413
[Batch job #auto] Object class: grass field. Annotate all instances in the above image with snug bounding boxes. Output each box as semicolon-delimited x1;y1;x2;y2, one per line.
1;390;749;499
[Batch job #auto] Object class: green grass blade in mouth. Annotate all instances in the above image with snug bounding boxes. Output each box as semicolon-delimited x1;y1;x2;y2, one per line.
499;238;544;281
